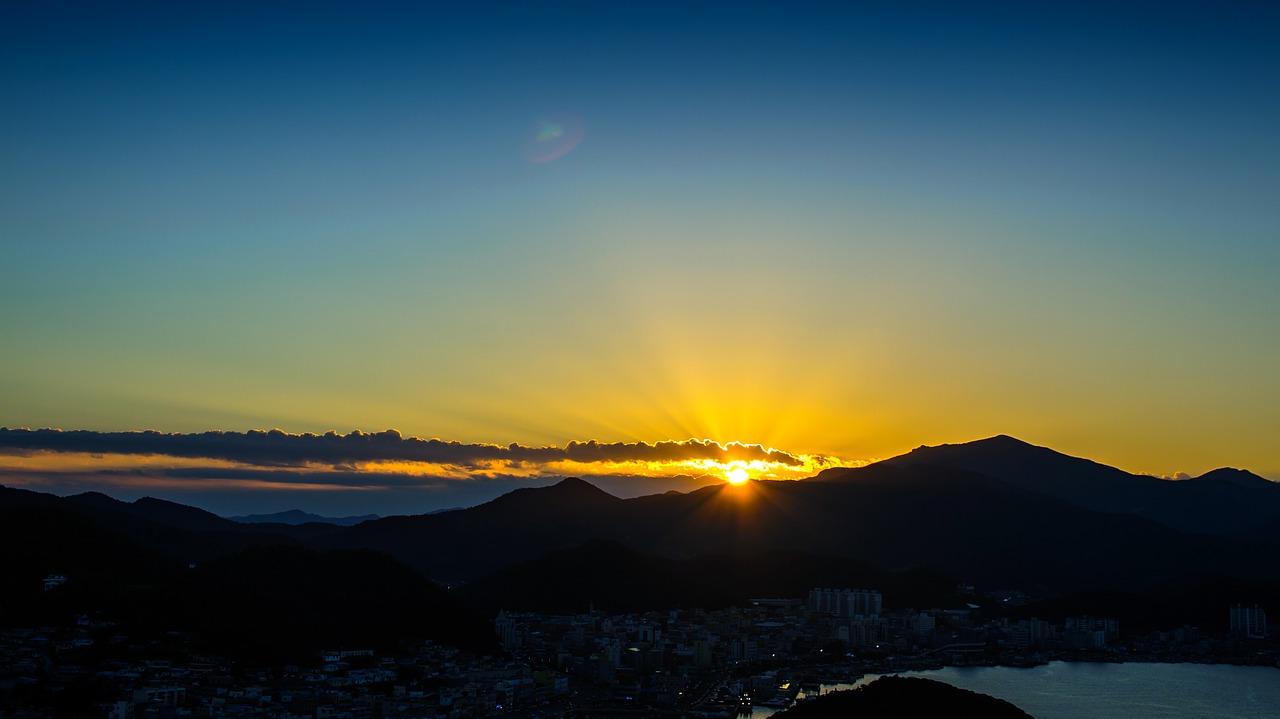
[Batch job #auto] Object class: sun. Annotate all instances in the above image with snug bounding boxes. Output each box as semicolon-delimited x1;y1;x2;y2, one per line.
725;466;751;485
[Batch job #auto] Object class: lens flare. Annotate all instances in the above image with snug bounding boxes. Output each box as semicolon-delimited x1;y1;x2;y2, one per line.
523;114;585;163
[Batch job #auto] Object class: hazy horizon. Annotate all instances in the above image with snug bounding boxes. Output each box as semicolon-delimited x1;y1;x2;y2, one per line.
1;427;1273;517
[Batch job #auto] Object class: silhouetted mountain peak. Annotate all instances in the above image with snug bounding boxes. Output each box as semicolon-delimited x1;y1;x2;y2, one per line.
63;491;137;514
479;477;620;514
975;433;1037;448
552;476;605;492
134;496;219;515
66;490;121;504
815;436;1062;483
891;434;1122;479
876;436;1280;539
63;494;238;534
1195;467;1276;490
541;476;620;501
0;484;63;509
906;434;1047;459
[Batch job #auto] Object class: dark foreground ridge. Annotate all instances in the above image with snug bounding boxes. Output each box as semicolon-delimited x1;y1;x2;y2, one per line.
774;676;1035;719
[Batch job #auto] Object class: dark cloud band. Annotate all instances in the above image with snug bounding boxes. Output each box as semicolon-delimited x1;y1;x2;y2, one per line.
0;427;805;468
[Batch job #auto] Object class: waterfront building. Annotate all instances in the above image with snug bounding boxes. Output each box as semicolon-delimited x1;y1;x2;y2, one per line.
1229;603;1267;639
1065;616;1119;642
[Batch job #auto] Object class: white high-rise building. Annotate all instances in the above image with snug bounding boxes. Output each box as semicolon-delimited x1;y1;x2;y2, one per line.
807;587;882;617
1230;603;1268;639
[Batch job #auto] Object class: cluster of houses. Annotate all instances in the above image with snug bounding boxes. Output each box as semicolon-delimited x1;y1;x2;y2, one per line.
0;624;561;719
1;589;1273;718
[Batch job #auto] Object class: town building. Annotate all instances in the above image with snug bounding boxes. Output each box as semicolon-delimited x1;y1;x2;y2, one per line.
1230;603;1268;639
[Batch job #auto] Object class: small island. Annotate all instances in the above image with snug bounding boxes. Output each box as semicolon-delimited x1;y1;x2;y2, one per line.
774;676;1035;718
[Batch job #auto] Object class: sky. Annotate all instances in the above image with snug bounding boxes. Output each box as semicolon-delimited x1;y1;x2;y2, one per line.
2;1;1278;516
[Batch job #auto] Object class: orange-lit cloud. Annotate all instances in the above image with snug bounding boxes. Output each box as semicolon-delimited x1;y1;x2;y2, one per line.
0;427;866;512
0;427;822;468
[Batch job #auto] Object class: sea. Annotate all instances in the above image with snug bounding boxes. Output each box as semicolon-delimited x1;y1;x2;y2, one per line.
752;662;1280;719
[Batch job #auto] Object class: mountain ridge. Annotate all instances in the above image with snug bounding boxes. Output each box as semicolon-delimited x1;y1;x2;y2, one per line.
851;435;1280;539
1194;467;1276;489
228;508;381;526
6;435;1279;610
314;447;1278;593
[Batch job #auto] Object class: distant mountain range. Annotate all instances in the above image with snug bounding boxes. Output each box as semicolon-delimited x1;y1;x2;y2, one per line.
227;509;380;526
314;436;1280;592
4;435;1278;638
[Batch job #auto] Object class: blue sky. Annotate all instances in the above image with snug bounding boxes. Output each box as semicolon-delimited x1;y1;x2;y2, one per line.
2;1;1278;514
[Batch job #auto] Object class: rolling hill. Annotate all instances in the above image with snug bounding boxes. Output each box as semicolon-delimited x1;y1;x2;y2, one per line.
6;435;1278;619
